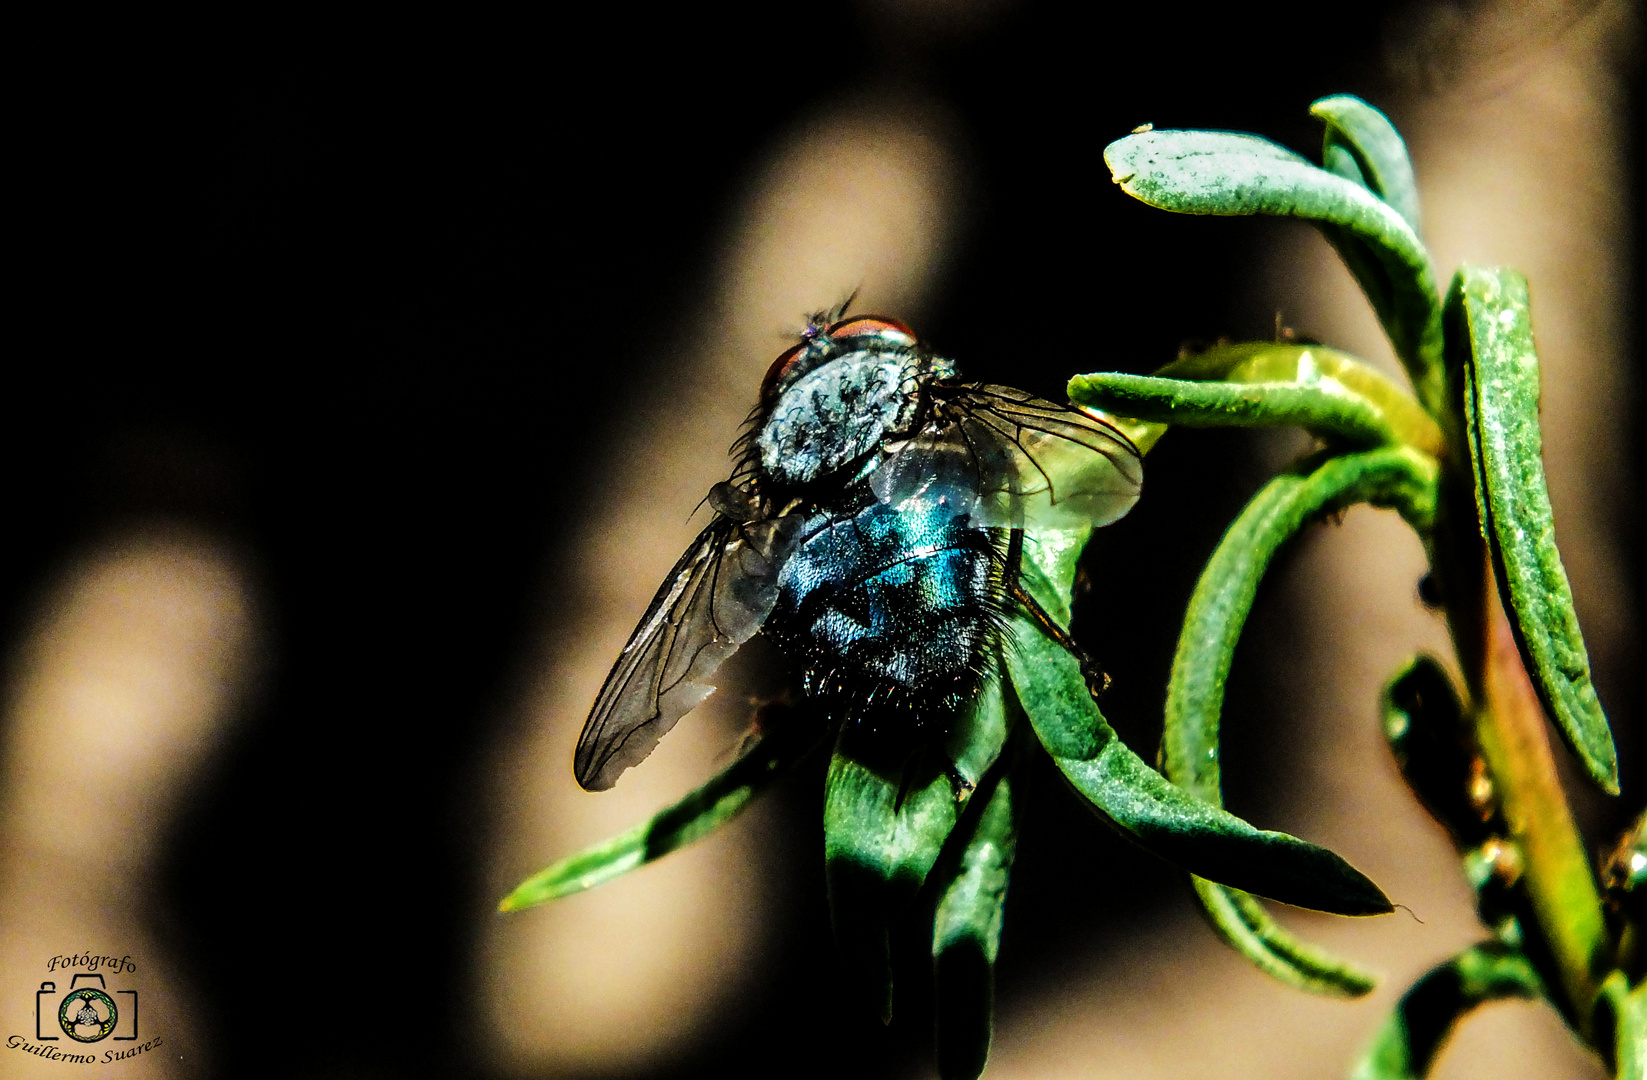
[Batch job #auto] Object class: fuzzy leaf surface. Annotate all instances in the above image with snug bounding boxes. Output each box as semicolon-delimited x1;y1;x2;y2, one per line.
1310;94;1422;235
1104;129;1444;415
1453;266;1618;793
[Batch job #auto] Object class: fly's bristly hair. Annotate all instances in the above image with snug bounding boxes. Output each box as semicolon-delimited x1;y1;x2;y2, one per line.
732;309;937;501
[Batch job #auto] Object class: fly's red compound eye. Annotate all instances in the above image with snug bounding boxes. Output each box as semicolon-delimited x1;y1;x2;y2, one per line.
760;341;807;403
827;315;916;342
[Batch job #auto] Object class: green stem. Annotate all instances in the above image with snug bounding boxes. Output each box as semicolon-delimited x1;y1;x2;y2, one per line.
1475;582;1608;1025
1432;387;1607;1031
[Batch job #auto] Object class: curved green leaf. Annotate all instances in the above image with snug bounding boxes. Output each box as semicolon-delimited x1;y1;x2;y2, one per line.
1451;267;1619;794
1160;448;1440;988
1007;608;1391;917
1103;129;1444;416
1311;95;1422;235
1164;447;1439;799
933;762;1020;1080
1351;942;1545;1080
1192;877;1376;996
1596;970;1647;1080
499;715;819;911
825;669;1014;1022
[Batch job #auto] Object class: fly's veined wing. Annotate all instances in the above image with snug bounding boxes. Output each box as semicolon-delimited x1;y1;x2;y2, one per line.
574;511;807;790
870;384;1143;530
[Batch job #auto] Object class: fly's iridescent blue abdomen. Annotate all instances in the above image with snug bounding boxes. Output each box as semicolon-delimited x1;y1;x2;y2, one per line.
766;499;1005;732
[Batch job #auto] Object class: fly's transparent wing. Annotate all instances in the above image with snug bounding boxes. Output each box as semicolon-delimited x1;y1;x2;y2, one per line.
870;383;1143;530
574;511;806;790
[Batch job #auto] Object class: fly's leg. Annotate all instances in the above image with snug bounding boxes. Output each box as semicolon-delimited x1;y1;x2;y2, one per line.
1010;578;1112;698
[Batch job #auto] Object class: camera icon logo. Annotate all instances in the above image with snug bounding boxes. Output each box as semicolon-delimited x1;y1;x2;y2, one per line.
36;974;138;1044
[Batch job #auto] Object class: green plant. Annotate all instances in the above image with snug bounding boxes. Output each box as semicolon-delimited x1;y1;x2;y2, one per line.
500;95;1644;1078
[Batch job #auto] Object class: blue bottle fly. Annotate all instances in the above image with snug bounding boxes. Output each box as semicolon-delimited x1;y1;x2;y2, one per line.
574;313;1143;790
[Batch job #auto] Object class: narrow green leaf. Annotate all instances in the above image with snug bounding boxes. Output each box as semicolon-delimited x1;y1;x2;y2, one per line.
1164;447;1440;800
825;747;955;1023
1159;448;1440;987
1310;95;1422;235
1350;942;1545;1080
1006;608;1391;916
933;763;1021;1080
825;671;1015;1022
1192;877;1376;996
1625;983;1647;1080
499;718;818;911
824;753;898;1022
1069;372;1398;450
1104;129;1444;416
1321;138;1368;189
946;656;1014;793
1452;267;1619;794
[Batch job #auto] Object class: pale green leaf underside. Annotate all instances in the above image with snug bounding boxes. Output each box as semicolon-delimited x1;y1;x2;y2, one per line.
1144;341;1443;456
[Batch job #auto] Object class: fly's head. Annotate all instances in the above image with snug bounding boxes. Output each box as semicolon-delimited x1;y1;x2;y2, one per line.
752;315;955;490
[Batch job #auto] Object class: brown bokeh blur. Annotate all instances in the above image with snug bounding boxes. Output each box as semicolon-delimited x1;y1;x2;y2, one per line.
0;535;253;1078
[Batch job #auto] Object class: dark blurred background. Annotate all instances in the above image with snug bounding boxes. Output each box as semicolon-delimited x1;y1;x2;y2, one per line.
5;3;1639;1077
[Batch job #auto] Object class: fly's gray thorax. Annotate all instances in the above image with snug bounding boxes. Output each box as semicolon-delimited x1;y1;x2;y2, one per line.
756;349;931;486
